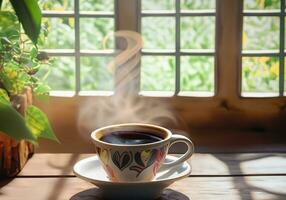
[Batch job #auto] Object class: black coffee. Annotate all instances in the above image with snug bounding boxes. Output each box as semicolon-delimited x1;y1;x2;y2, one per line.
101;131;163;145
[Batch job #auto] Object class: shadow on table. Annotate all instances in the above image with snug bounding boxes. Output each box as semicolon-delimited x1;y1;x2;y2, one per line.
70;188;190;200
214;153;286;200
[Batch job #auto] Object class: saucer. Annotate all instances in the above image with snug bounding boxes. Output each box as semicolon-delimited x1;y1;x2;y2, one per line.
73;155;191;200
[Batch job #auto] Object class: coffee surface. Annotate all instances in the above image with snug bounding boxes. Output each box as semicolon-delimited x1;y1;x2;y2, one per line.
101;131;163;145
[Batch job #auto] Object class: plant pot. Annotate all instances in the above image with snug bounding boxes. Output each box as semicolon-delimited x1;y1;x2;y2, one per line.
0;88;34;177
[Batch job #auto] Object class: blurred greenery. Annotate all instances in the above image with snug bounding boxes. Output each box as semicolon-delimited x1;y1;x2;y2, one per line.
242;57;279;93
142;17;175;50
79;0;113;12
37;57;75;90
36;0;282;94
243;17;279;50
181;0;215;10
181;17;215;49
81;56;113;91
181;56;214;92
244;0;280;10
38;17;75;49
38;0;73;10
141;56;175;91
142;0;174;10
80;18;114;50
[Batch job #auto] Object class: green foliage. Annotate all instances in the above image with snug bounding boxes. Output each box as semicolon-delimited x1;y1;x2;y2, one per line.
9;0;42;44
142;0;174;10
26;105;59;142
38;0;73;10
244;0;280;10
181;56;214;92
243;17;279;50
242;57;279;92
0;88;9;102
0;9;57;142
181;0;215;10
81;57;113;91
141;56;175;91
0;98;36;142
0;11;50;96
80;18;114;50
37;57;75;90
38;18;75;49
79;0;113;12
181;16;215;49
142;17;175;50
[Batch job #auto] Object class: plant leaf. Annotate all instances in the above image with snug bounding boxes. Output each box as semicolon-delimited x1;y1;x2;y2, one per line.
0;88;10;103
0;0;2;10
26;105;59;142
9;0;41;44
0;99;36;142
34;83;50;95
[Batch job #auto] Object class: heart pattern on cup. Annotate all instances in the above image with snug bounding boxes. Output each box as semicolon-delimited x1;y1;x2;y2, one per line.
97;148;109;164
129;149;158;177
139;149;157;167
112;151;133;171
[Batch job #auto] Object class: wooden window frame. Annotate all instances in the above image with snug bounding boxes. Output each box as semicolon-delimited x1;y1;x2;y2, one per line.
36;0;286;153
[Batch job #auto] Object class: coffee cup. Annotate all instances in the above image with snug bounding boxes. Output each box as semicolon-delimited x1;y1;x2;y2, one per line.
91;123;194;182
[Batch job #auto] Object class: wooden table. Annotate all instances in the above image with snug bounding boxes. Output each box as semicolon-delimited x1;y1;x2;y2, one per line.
1;153;286;200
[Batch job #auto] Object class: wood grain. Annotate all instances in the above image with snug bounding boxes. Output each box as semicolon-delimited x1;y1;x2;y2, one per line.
1;176;285;200
34;95;286;153
18;153;286;176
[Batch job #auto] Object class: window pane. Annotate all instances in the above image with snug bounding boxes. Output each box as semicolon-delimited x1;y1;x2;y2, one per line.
242;57;279;93
285;17;286;48
181;17;215;49
285;57;286;95
181;56;214;92
142;17;175;50
142;0;175;11
181;0;215;10
39;0;73;10
80;18;114;50
244;0;280;10
79;0;114;12
81;57;113;91
37;57;75;91
39;18;74;49
243;17;279;50
141;56;175;91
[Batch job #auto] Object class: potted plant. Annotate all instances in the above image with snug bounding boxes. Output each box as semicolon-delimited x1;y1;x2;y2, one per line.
0;0;58;177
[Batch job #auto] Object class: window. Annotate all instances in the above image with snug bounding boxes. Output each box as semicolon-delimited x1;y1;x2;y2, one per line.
241;0;285;97
140;0;216;97
38;0;115;95
36;0;286;100
37;0;217;97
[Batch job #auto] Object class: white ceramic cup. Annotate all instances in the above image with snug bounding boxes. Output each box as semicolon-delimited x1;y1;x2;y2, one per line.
91;123;194;182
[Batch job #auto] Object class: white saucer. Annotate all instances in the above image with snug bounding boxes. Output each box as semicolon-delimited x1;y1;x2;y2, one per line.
73;155;191;200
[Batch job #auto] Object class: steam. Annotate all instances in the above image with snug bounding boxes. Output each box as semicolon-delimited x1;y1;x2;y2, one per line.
77;31;177;138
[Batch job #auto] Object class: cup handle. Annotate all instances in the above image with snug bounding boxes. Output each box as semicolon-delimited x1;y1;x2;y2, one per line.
161;134;194;168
